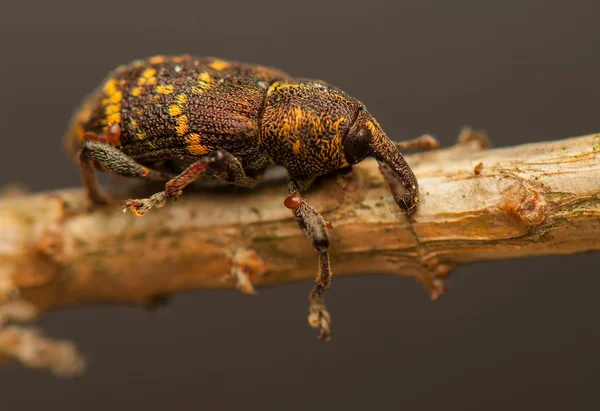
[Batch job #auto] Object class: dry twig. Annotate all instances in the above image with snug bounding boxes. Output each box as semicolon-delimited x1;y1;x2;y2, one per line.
1;129;599;375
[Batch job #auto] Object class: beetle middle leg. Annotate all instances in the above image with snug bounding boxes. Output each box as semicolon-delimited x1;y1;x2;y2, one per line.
285;177;334;341
123;150;261;216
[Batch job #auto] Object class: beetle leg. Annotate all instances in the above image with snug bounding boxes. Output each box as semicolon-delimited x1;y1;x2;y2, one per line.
285;178;333;341
79;140;173;206
394;134;439;152
123;150;261;216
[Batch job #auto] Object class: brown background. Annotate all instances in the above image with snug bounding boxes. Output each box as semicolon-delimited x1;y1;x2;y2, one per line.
1;0;599;410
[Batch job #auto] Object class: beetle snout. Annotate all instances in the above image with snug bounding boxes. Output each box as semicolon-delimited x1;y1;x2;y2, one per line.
367;126;421;214
376;159;419;214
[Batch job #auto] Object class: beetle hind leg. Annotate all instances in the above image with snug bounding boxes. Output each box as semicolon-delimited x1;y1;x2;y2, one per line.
285;178;334;341
79;138;174;207
79;149;110;206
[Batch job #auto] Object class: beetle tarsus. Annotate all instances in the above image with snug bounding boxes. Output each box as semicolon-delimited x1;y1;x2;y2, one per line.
122;192;167;217
308;283;332;341
307;251;333;341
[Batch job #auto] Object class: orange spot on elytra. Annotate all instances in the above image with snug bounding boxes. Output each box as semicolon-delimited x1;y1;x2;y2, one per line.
141;68;157;78
156;84;174;94
175;115;189;136
149;55;166;64
168;105;182;116
209;59;230;71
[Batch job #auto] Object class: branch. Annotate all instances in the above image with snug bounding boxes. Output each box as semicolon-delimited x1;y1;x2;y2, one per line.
1;129;599;375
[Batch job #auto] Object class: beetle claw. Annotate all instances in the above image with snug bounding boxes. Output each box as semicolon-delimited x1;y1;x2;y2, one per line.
122;192;167;216
308;300;331;341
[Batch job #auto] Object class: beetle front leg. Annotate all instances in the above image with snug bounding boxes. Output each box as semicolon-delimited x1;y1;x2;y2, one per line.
394;134;439;152
285;178;334;341
123;150;261;216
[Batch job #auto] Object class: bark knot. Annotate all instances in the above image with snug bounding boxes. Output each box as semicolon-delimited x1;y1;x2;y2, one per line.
497;178;547;227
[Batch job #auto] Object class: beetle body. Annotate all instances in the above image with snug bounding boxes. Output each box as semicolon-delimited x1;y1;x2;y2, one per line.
65;55;437;340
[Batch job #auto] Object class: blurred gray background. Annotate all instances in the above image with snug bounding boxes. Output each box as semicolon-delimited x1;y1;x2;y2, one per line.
1;0;599;410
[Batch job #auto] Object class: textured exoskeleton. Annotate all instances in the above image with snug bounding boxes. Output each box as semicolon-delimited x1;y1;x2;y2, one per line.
65;55;437;340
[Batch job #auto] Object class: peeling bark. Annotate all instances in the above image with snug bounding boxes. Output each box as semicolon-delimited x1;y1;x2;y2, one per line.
1;130;599;375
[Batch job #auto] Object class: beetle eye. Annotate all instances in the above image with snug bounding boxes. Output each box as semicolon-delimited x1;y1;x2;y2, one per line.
344;127;372;164
356;128;371;142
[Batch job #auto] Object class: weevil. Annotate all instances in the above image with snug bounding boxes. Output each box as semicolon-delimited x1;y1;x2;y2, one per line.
65;55;438;340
